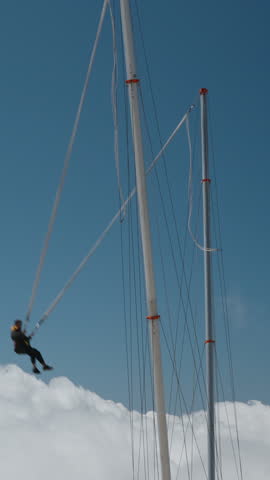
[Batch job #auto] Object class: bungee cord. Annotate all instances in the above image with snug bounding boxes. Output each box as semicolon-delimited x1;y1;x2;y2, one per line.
30;107;193;337
24;0;109;332
109;1;126;218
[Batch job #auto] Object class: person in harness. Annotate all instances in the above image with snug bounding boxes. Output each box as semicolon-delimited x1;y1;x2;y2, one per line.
11;319;53;374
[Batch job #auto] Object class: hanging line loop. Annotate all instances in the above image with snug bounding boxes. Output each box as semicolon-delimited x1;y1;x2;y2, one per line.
186;114;219;253
30;106;194;336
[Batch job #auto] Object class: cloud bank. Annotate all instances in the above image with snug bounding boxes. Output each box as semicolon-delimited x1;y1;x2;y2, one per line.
0;365;269;479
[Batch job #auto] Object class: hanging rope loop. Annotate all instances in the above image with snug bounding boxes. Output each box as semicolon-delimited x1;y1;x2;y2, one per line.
30;108;193;335
186;114;218;253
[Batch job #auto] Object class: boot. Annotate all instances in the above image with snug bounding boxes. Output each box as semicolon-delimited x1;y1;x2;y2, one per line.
43;364;53;371
33;366;41;374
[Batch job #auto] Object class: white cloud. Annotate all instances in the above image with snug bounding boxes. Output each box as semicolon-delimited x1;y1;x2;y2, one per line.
0;365;269;479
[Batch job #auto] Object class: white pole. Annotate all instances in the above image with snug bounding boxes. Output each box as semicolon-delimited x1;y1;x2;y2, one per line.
119;2;171;480
200;87;215;480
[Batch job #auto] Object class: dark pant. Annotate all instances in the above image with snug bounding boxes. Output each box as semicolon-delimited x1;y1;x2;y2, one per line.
16;346;45;366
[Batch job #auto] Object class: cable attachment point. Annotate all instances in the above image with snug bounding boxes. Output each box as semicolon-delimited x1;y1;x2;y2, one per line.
146;315;160;320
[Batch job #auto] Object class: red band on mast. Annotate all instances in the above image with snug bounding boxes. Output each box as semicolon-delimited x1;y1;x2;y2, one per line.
146;315;160;320
126;78;140;84
205;339;215;344
201;178;211;183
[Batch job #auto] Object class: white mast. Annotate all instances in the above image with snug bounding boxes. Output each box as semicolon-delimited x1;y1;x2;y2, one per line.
119;2;171;480
200;87;215;480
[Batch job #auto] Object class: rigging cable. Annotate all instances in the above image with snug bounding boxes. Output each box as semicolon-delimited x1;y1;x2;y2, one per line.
133;6;242;477
133;0;210;419
140;87;208;410
160;320;208;480
117;11;137;478
214;348;224;480
120;18;142;479
155;216;193;480
156;206;208;480
109;1;126;219
208;98;244;480
24;0;109;331
139;76;228;475
139;87;225;478
215;352;242;480
132;8;209;474
138;83;194;479
30;108;192;336
138;85;207;478
165;114;201;420
119;19;158;474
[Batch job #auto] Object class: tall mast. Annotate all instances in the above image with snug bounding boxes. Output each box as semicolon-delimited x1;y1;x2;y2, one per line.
119;2;171;480
200;88;215;480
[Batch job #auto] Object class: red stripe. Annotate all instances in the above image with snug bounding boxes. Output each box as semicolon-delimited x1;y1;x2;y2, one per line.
126;79;140;84
202;178;211;183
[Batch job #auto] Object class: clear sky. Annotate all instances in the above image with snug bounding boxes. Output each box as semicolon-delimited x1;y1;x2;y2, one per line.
0;0;269;410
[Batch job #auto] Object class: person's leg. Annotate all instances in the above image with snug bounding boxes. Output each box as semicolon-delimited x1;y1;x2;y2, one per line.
30;348;45;365
24;346;42;373
29;347;53;371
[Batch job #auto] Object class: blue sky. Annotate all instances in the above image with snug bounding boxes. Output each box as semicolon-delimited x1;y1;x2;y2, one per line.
0;0;269;411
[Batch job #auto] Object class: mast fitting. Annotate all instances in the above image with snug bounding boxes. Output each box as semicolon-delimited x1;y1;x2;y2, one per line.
200;88;208;95
202;178;211;183
126;78;140;84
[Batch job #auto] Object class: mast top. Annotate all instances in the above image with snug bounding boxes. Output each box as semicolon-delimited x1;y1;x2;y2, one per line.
200;88;208;95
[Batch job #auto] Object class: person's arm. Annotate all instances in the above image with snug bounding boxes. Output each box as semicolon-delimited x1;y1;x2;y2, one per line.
22;333;31;344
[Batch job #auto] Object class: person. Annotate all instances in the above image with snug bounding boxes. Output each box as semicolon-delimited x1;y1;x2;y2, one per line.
10;319;53;374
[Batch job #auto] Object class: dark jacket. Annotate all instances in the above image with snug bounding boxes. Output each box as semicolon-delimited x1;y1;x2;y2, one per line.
10;327;31;353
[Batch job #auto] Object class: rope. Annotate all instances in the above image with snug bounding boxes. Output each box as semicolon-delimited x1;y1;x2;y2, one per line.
24;0;109;331
186;114;218;253
30;108;192;336
109;1;126;218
